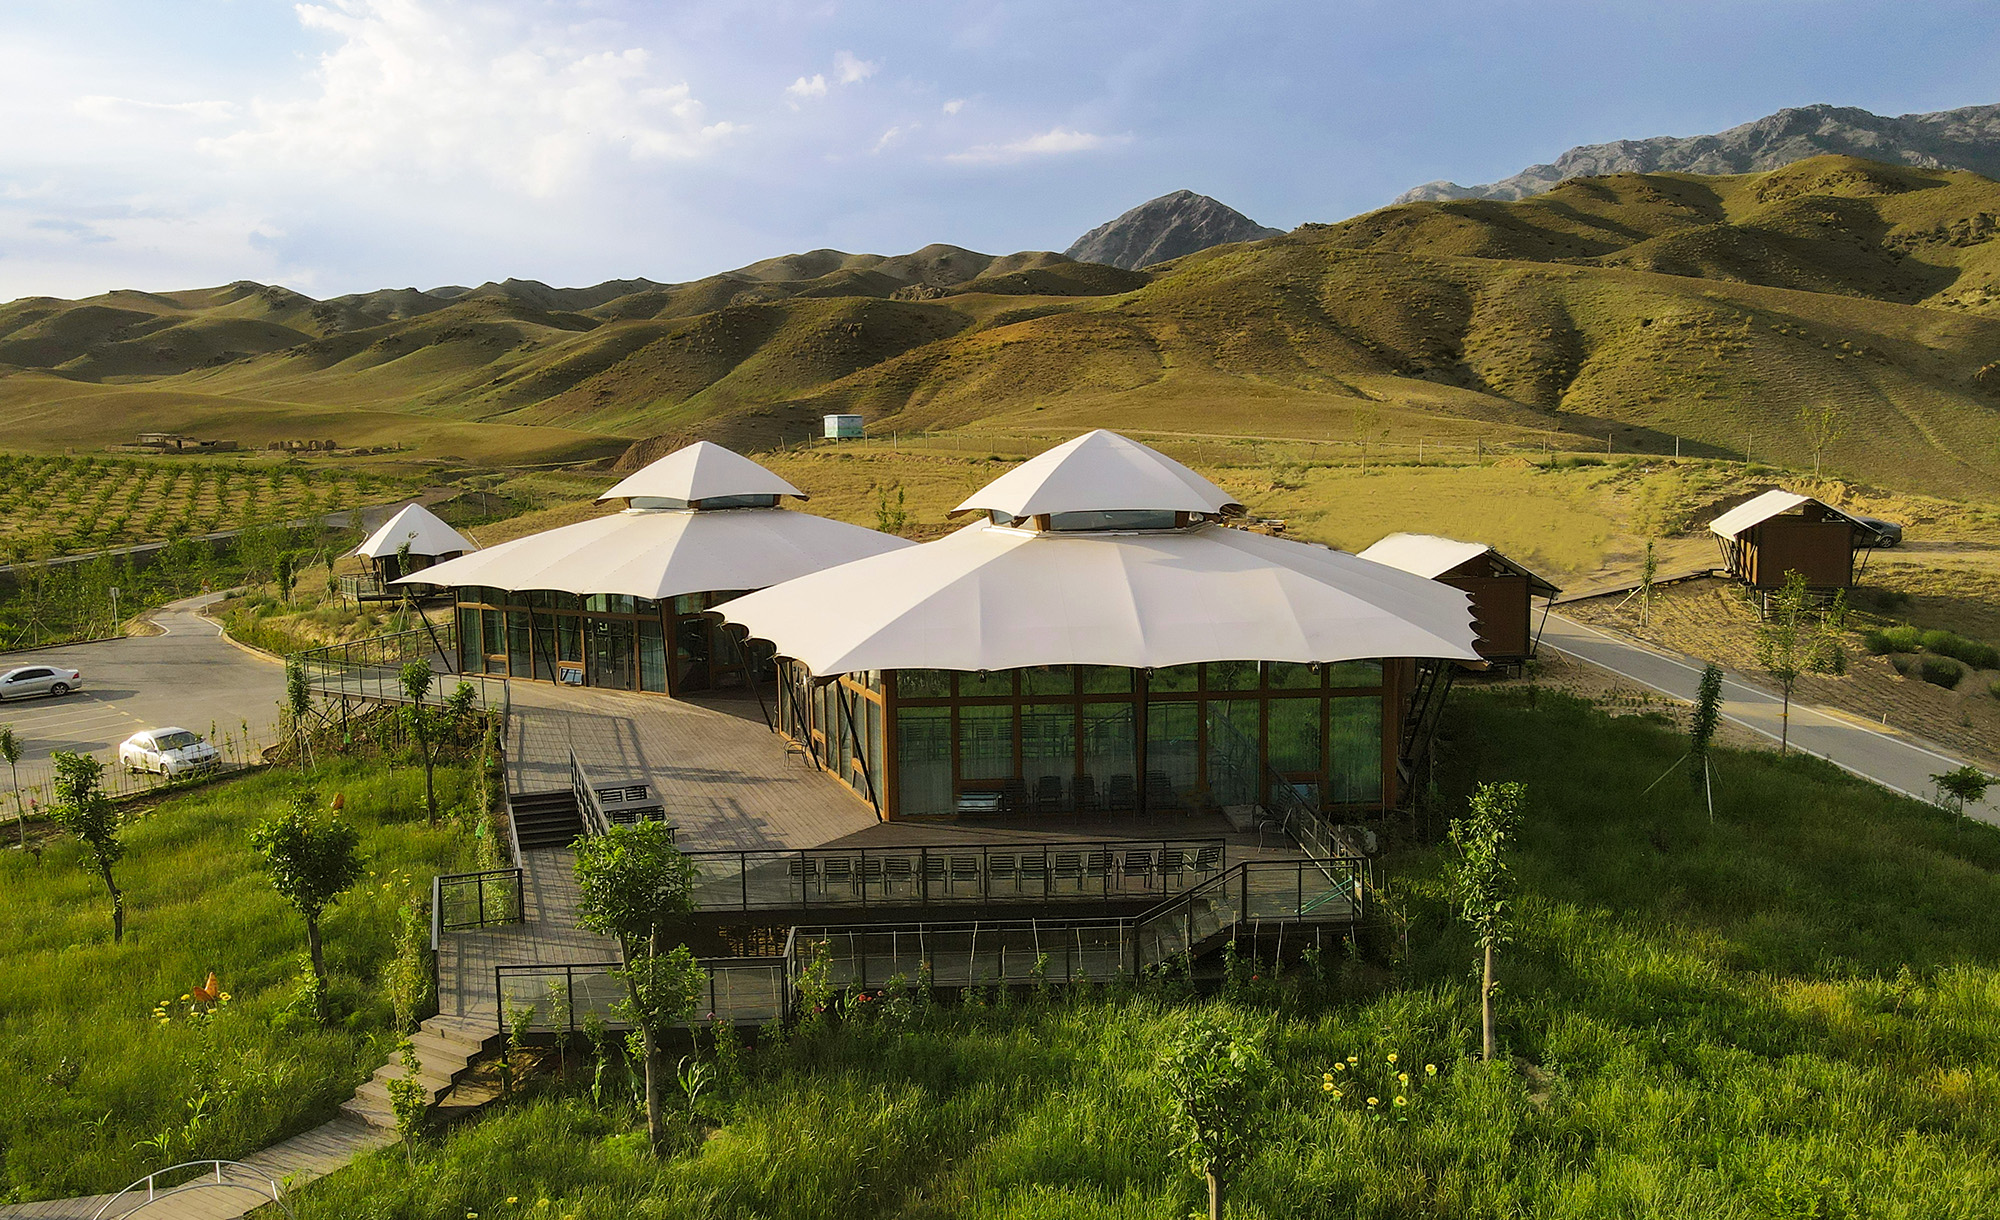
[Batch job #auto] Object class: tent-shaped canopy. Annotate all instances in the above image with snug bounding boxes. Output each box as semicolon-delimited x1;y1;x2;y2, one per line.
1358;533;1561;597
599;440;806;506
353;503;476;560
952;429;1243;519
720;430;1478;677
399;442;908;599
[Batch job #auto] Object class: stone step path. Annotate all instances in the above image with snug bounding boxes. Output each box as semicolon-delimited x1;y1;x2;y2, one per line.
339;1013;501;1129
1;1015;502;1220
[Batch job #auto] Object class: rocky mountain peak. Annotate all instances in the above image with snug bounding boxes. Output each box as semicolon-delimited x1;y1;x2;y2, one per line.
1064;190;1283;270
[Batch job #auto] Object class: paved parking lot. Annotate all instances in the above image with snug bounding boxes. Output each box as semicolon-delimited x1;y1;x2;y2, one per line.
0;594;285;773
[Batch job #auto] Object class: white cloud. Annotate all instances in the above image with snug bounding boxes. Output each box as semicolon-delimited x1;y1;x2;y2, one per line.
74;96;236;123
785;73;829;105
946;126;1123;164
834;50;878;85
941;98;965;116
205;0;733;197
872;123;915;153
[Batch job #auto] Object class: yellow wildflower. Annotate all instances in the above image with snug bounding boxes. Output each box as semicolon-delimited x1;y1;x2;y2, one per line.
1322;1080;1336;1092
1425;1063;1437;1076
1366;1096;1379;1106
1387;1052;1397;1064
1398;1072;1409;1084
1334;1062;1346;1072
1394;1096;1407;1107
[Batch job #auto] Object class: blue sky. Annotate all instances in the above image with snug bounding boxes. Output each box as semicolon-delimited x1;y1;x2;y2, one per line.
1;0;1995;300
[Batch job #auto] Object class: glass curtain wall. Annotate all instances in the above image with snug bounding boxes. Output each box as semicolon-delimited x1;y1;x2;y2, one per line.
876;659;1390;818
454;588;757;697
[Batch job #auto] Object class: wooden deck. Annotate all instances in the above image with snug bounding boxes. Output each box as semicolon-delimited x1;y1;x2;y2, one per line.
506;682;880;851
437;846;620;1026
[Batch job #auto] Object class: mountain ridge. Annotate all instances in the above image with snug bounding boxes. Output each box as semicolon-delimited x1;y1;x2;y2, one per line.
1398;102;2000;203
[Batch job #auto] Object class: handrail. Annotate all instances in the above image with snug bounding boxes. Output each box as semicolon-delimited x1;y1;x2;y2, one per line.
494;955;788;1035
91;1160;294;1220
678;837;1228;914
432;867;525;942
570;749;610;838
288;622;511;714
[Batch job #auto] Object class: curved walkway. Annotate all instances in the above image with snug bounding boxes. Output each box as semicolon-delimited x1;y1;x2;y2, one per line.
1542;612;2000;826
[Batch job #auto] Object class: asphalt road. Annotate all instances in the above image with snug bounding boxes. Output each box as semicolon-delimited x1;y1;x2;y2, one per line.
1542;612;2000;826
0;593;284;775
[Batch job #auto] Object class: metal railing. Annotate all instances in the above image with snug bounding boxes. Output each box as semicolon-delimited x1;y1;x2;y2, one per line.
570;748;672;840
92;1160;294;1220
430;868;525;948
290;624;510;713
494;956;789;1035
680;838;1229;914
794;856;1368;990
336;573;387;601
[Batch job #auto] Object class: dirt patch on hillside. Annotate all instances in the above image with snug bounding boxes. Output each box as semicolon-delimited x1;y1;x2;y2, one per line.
1564;577;2000;772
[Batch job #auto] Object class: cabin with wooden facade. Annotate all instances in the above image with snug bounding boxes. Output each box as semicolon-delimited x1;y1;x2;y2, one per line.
1356;533;1560;667
1709;489;1864;591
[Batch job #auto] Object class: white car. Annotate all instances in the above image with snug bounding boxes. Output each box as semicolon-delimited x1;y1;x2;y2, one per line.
119;728;222;777
0;665;82;700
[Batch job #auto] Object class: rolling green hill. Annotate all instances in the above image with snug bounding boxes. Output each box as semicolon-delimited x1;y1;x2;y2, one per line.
2;156;1998;497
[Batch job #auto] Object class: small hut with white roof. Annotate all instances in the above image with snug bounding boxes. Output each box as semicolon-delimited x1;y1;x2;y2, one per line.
717;430;1479;820
404;441;912;696
353;502;477;586
1357;533;1560;667
1707;488;1865;590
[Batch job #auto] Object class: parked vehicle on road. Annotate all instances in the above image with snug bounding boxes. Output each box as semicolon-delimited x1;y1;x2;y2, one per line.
1852;515;1903;547
119;728;222;777
0;666;82;699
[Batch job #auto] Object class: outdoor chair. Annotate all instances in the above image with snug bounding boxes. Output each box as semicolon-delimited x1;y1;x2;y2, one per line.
988;853;1019;891
1145;770;1173;806
1192;844;1223;879
821;856;855;896
1035;775;1063;813
884;855;915;895
1000;777;1028;815
858;856;885;898
1072;775;1099;811
950;856;981;893
1121;849;1155;888
788;856;821;894
1018;852;1049;893
1053;851;1084;888
1159;847;1187;889
1107;773;1136;810
921;853;948;897
1084;850;1113;887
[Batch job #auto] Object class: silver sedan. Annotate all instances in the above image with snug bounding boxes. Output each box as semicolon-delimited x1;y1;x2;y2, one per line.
0;665;83;700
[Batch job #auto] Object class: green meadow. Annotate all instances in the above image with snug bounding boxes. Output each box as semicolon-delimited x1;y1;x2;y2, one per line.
294;690;2000;1219
0;758;480;1202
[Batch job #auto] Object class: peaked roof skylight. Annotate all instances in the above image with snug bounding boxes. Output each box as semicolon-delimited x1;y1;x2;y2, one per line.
951;430;1243;519
598;440;807;505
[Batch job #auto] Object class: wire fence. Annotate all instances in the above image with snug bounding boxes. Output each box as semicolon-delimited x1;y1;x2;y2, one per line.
3;714;283;812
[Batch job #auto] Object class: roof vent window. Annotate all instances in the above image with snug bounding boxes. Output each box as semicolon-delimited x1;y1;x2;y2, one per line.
1046;509;1181;532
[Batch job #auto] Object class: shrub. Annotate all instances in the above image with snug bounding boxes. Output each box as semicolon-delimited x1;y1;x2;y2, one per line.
1862;626;1921;655
1918;656;1965;689
1920;630;2000;671
1889;654;1917;677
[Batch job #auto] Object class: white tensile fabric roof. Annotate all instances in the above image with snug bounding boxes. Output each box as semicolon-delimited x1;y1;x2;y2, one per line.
396;507;912;600
1358;533;1561;596
353;503;477;560
716;520;1481;677
1708;489;1819;538
952;429;1243;519
598;440;806;504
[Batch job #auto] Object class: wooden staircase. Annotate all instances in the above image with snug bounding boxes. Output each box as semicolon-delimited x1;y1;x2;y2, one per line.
339;1013;502;1129
510;790;585;850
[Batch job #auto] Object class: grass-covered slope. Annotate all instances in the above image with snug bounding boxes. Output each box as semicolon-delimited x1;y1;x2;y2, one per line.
5;156;2000;494
296;691;2000;1219
0;759;480;1202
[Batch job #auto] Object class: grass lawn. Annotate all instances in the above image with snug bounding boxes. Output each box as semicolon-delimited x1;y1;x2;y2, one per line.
295;689;2000;1219
0;757;480;1202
